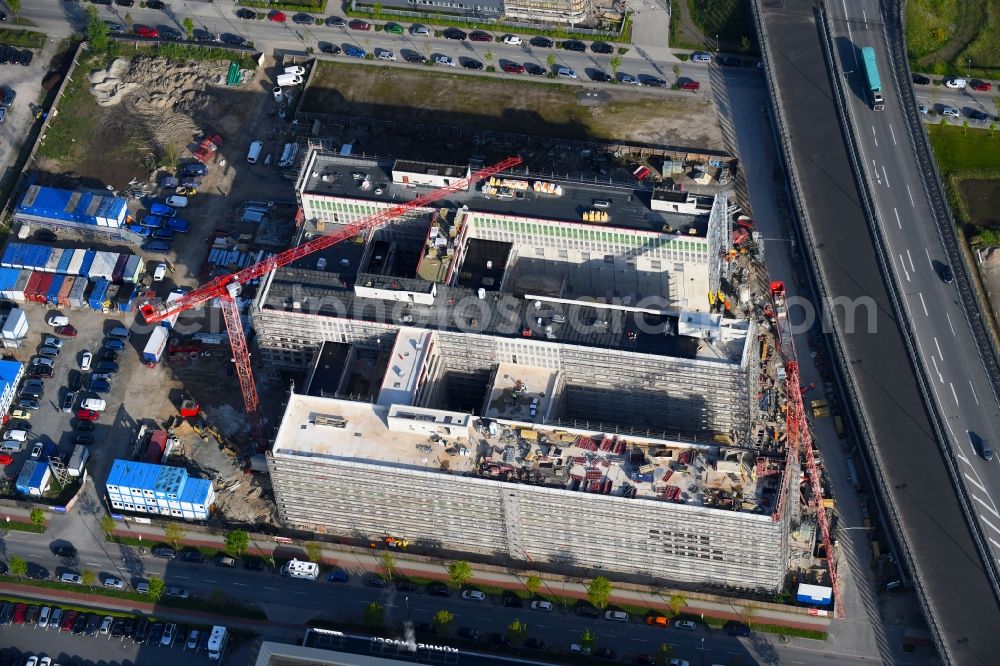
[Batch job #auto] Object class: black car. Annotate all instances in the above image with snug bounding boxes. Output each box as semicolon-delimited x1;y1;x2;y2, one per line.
0;46;12;65
462;59;484;70
525;63;546;76
966;108;990;121
19;387;43;399
589;69;612;82
148;622;165;645
86;614;101;636
426;582;451;597
62;392;76;412
102;350;119;362
938;262;955;283
404;51;426;63
54;545;78;558
175;625;189;647
488;633;511;647
525;637;546;649
244;556;265;571
193;29;218;42
530;36;553;48
594;647;616;659
29;366;53;379
320;43;341;55
152;546;176;559
443;28;467;40
642;76;667;87
364;573;387;588
293;13;314;25
111;618;126;637
501;592;523;607
26;563;49;580
122;617;136;638
134;618;149;643
75;420;95;431
718;55;741;67
19;50;32;67
114;0;134;6
72;613;89;634
181;549;205;563
912;73;931;85
147;0;166;8
562;40;586;52
75;434;94;446
415;621;437;634
590;41;614;54
236;8;256;20
723;621;751;637
96;361;119;374
68;369;82;391
157;26;182;40
457;627;482;640
575;601;601;618
220;34;247;47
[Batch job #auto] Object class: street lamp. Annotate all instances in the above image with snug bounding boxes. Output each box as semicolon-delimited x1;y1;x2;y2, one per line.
968;58;972;80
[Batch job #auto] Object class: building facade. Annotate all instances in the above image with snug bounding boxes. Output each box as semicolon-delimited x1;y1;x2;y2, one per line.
105;459;215;520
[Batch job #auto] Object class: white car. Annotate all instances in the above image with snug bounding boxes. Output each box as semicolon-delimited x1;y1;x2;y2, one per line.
162;623;176;646
80;350;92;370
24;658;37;666
153;263;167;282
30;443;42;459
376;49;396;61
99;616;113;634
461;589;486;601
502;35;522;45
3;429;28;442
604;610;629;622
556;66;577;79
42;336;63;349
434;55;455;67
39;659;52;666
945;77;967;89
46;315;69;327
530;600;553;611
81;398;107;412
691;51;712;63
942;105;960;118
165;195;188;208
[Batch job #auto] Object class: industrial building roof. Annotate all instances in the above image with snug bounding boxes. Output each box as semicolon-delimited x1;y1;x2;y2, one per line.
0;359;24;389
17;185;128;227
300;154;708;235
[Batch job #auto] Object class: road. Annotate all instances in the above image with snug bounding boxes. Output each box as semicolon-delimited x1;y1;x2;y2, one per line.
755;0;1000;662
829;0;1000;613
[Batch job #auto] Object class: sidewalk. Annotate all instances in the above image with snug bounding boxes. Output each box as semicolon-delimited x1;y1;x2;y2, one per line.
111;523;830;634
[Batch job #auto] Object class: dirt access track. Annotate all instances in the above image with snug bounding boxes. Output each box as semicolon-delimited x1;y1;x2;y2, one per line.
302;60;724;150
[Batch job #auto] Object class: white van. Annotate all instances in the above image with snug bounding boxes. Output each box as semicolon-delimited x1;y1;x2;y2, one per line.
2;440;24;453
276;73;303;87
247;140;263;164
81;398;107;412
284;65;306;76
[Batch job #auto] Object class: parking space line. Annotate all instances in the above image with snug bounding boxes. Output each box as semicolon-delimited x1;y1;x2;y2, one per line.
979;513;1000;535
975;497;1000;520
965;473;987;493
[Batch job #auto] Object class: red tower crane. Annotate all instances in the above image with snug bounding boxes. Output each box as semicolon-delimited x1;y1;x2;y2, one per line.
769;280;843;618
141;156;523;449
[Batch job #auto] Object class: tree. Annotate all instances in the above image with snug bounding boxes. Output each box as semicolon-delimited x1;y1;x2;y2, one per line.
379;551;395;580
81;570;97;588
100;514;117;539
30;509;45;531
372;3;384;20
305;541;323;565
667;593;687;617
7;0;19;18
508;618;528;643
85;6;109;52
148;576;165;600
182;17;195;40
672;63;681;79
963;119;970;135
991;121;998;137
586;576;612;609
581;627;597;651
124;12;133;30
224;530;249;558
163;522;185;550
448;560;472;588
484;50;493;63
363;601;385;627
609;56;622;77
740;35;751;53
525;575;541;596
9;555;26;578
546;53;556;71
433;609;454;631
657;642;674;664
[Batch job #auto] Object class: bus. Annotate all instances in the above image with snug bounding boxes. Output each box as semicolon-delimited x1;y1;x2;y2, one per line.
281;558;319;580
207;626;228;661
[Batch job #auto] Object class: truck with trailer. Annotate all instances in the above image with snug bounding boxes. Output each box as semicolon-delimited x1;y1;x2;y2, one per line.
142;326;169;367
861;46;884;110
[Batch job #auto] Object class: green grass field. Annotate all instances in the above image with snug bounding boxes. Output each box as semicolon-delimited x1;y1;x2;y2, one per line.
929;124;1000;230
928;123;1000;171
907;0;1000;75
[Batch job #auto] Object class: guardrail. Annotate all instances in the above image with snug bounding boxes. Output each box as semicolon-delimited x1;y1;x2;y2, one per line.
747;0;952;659
881;0;1000;411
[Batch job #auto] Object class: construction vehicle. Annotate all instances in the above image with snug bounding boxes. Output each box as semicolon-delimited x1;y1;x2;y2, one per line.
193;134;222;164
140;155;522;449
861;47;884;111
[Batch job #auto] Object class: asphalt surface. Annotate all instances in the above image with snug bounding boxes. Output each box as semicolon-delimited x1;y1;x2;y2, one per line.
756;0;1000;663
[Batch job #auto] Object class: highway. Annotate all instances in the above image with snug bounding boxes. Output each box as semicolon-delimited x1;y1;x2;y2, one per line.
753;0;1000;662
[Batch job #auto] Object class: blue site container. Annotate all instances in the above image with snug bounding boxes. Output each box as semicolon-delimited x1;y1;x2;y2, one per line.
88;278;109;310
79;250;96;277
56;249;73;274
46;275;65;304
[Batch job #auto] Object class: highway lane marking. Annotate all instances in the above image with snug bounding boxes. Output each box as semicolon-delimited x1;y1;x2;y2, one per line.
871;125;878;147
946;312;956;335
931;356;944;383
881;164;891;188
949;382;960;407
174;575;189;579
264;587;278;591
989;537;1000;550
933;336;943;360
232;582;248;587
841;0;856;64
86;562;102;566
970;380;980;405
924;247;933;269
917;291;928;316
293;591;309;595
889;123;897;145
893;207;901;229
906;249;915;272
965;473;988;493
898;254;910;282
907;184;915;207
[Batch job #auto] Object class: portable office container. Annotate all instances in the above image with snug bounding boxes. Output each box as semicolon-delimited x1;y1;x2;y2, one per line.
79;250;96;277
46;275;65;305
68;277;88;308
67;249;85;276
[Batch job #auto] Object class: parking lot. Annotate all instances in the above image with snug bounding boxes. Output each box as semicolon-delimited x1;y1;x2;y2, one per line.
0;600;222;666
0;36;59;187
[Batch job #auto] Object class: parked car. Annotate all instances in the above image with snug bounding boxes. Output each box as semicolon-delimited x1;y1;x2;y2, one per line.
434;55;455;67
971;80;993;92
236;8;256;19
427;582;451;597
319;43;341;55
268;10;287;22
293;13;314;25
470;31;493;42
674;619;698;630
462;589;486;601
220;33;246;46
680;80;701;91
604;610;629;622
349;19;371;31
326;16;347;27
105;21;125;35
443;28;467;40
152;547;176;559
103;576;125;589
723;621;751;636
134;25;158;38
55;324;77;337
38;345;60;358
164;587;188;599
590;41;614;54
103;338;126;351
75;409;99;421
529;36;553;48
60;572;83;584
530;600;553;611
691;51;712;63
562;40;586;52
945;77;967;89
462;58;483;70
502;35;522;45
912;73;930;85
502;62;525;74
181;549;205;563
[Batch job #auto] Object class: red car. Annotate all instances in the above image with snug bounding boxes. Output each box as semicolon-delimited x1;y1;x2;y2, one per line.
971;80;992;92
12;603;27;624
470;31;493;42
502;63;525;74
349;19;371;31
76;409;100;421
61;610;78;631
134;25;158;38
0;453;13;466
268;10;286;22
680;80;701;91
56;324;78;337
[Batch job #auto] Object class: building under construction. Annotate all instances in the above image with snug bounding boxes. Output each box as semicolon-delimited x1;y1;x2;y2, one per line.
255;148;806;591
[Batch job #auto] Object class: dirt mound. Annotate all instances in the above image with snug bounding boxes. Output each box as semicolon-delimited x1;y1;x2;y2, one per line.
88;56;230;113
89;58;139;107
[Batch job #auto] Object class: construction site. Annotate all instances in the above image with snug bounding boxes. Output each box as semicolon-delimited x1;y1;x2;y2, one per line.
247;146;839;601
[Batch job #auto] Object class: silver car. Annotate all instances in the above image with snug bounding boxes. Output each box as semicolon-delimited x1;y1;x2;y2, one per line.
942;105;960;118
